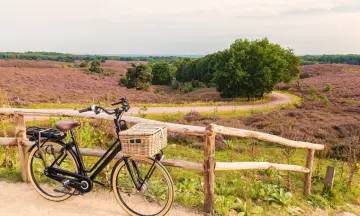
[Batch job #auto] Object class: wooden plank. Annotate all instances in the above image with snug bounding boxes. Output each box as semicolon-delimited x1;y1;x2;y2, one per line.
208;124;324;150
0;137;17;146
79;148;205;171
161;159;204;171
15;115;29;182
215;162;310;173
0;108;207;136
304;149;315;195
203;130;216;214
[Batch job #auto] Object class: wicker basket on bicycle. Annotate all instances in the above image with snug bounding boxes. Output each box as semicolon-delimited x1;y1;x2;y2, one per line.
119;123;167;156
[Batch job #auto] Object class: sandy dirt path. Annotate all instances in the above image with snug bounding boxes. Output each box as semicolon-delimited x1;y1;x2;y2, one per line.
24;92;294;121
0;181;201;216
126;92;293;115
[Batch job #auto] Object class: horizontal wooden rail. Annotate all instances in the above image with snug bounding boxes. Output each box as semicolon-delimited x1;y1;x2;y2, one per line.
0;137;17;146
207;124;324;150
215;162;310;173
0;108;207;136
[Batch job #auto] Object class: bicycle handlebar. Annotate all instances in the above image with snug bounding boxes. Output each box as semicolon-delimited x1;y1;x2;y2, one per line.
78;97;130;115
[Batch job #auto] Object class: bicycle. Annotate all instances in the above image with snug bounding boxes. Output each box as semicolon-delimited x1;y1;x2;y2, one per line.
26;97;174;216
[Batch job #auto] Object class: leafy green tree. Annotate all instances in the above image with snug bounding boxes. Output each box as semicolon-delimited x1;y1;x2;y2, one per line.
88;60;104;73
126;63;152;90
214;38;300;99
79;61;88;68
151;61;177;85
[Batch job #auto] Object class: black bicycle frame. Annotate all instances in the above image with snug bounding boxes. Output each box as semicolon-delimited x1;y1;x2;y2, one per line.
66;129;122;181
45;130;157;192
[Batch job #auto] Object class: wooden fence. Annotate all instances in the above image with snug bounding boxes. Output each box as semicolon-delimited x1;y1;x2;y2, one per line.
0;108;325;214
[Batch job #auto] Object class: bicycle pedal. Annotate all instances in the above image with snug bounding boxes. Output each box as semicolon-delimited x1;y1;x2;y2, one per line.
93;180;110;188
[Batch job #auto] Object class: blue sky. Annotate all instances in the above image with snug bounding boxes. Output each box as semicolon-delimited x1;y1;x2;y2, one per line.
1;0;360;55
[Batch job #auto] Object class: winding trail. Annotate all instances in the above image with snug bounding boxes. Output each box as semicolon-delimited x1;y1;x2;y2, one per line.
24;92;295;122
0;181;201;216
126;92;294;115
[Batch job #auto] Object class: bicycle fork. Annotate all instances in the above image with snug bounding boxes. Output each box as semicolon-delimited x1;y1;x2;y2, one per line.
123;156;160;191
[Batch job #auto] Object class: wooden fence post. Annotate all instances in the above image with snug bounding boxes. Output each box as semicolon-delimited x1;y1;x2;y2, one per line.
204;127;216;215
15;114;29;182
324;166;335;190
304;149;315;195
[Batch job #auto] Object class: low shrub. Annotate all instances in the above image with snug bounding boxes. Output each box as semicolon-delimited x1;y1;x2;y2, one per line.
79;61;88;68
181;82;194;93
118;76;128;86
324;83;333;92
171;79;179;89
154;88;161;94
137;82;151;91
183;111;202;122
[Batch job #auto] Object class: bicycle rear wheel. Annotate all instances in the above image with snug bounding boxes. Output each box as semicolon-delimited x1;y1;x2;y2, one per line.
112;156;174;216
27;141;79;201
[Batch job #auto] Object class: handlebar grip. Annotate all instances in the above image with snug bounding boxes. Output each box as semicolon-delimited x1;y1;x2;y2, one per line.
79;107;90;113
111;97;127;106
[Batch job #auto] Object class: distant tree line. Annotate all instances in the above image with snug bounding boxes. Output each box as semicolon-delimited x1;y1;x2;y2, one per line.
0;52;108;63
0;52;188;63
118;56;186;64
119;38;300;99
300;54;360;65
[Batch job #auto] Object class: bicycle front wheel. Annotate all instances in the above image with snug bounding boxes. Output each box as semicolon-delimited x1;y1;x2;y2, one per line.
112;156;174;216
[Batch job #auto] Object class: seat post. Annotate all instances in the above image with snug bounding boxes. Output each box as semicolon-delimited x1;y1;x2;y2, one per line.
69;129;86;173
69;129;77;143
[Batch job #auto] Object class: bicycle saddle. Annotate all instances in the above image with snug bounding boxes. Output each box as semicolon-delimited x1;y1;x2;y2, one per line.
55;120;81;131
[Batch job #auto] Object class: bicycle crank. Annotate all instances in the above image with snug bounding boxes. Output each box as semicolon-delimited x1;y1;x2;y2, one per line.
45;167;93;193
